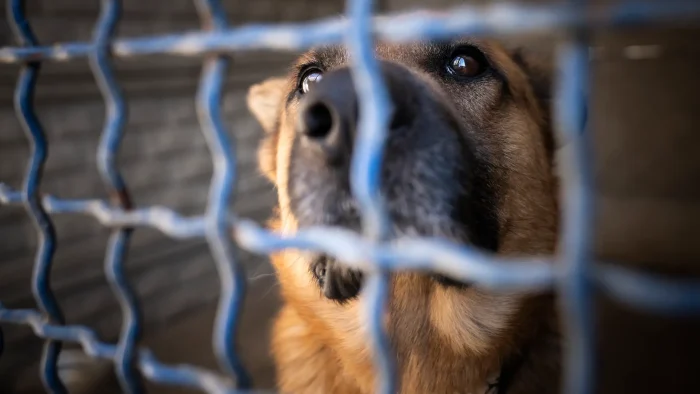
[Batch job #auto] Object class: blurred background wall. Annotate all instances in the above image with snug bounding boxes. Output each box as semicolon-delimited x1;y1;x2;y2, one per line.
0;0;698;393
0;1;343;392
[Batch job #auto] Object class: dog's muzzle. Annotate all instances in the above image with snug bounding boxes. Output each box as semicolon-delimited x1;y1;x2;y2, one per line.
290;62;492;302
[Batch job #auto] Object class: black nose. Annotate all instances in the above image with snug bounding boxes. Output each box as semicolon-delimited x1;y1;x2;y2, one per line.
297;65;417;166
297;68;359;166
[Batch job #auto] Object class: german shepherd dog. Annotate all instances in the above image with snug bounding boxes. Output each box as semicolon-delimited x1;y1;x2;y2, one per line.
247;38;560;394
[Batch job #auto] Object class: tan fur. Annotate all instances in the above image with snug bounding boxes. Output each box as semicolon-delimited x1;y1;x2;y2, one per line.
248;40;560;394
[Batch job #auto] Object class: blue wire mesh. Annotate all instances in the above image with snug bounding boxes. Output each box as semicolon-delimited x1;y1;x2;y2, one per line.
1;0;700;393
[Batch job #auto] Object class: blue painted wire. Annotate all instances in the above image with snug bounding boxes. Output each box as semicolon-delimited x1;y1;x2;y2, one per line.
90;1;144;392
2;2;699;63
556;1;594;393
194;0;251;388
345;0;396;391
8;1;67;392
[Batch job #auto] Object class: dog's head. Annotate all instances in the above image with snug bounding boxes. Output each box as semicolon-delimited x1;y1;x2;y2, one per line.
248;39;558;370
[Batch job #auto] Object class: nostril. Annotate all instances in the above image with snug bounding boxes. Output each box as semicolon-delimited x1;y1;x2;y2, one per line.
302;102;334;139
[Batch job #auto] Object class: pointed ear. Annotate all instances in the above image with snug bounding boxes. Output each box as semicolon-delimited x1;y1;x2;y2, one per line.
247;77;287;182
246;76;287;134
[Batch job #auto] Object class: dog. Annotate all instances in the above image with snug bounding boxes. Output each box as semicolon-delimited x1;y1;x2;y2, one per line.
247;37;561;394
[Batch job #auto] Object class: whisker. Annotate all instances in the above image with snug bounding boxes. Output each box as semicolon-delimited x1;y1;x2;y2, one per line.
248;272;276;283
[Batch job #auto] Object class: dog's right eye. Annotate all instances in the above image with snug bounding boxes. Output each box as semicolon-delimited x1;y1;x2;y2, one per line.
299;68;323;94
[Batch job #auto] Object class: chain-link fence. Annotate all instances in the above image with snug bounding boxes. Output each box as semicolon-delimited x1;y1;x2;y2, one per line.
1;0;700;393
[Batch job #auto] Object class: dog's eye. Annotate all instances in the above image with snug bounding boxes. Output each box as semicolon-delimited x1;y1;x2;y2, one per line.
447;47;488;78
299;68;323;94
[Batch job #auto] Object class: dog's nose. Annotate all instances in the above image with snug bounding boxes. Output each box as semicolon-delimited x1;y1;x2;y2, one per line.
297;68;358;166
297;65;414;166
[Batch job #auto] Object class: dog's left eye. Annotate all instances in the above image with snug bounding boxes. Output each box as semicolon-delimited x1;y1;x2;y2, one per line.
447;47;489;78
299;68;323;94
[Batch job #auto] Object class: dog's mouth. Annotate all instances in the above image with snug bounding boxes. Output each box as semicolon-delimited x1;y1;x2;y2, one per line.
311;253;468;303
310;255;365;303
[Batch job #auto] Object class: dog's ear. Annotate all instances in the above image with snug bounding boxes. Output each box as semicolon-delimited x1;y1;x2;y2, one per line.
248;77;287;182
246;76;287;134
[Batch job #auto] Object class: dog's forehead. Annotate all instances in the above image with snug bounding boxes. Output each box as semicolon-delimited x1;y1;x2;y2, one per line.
296;39;510;70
